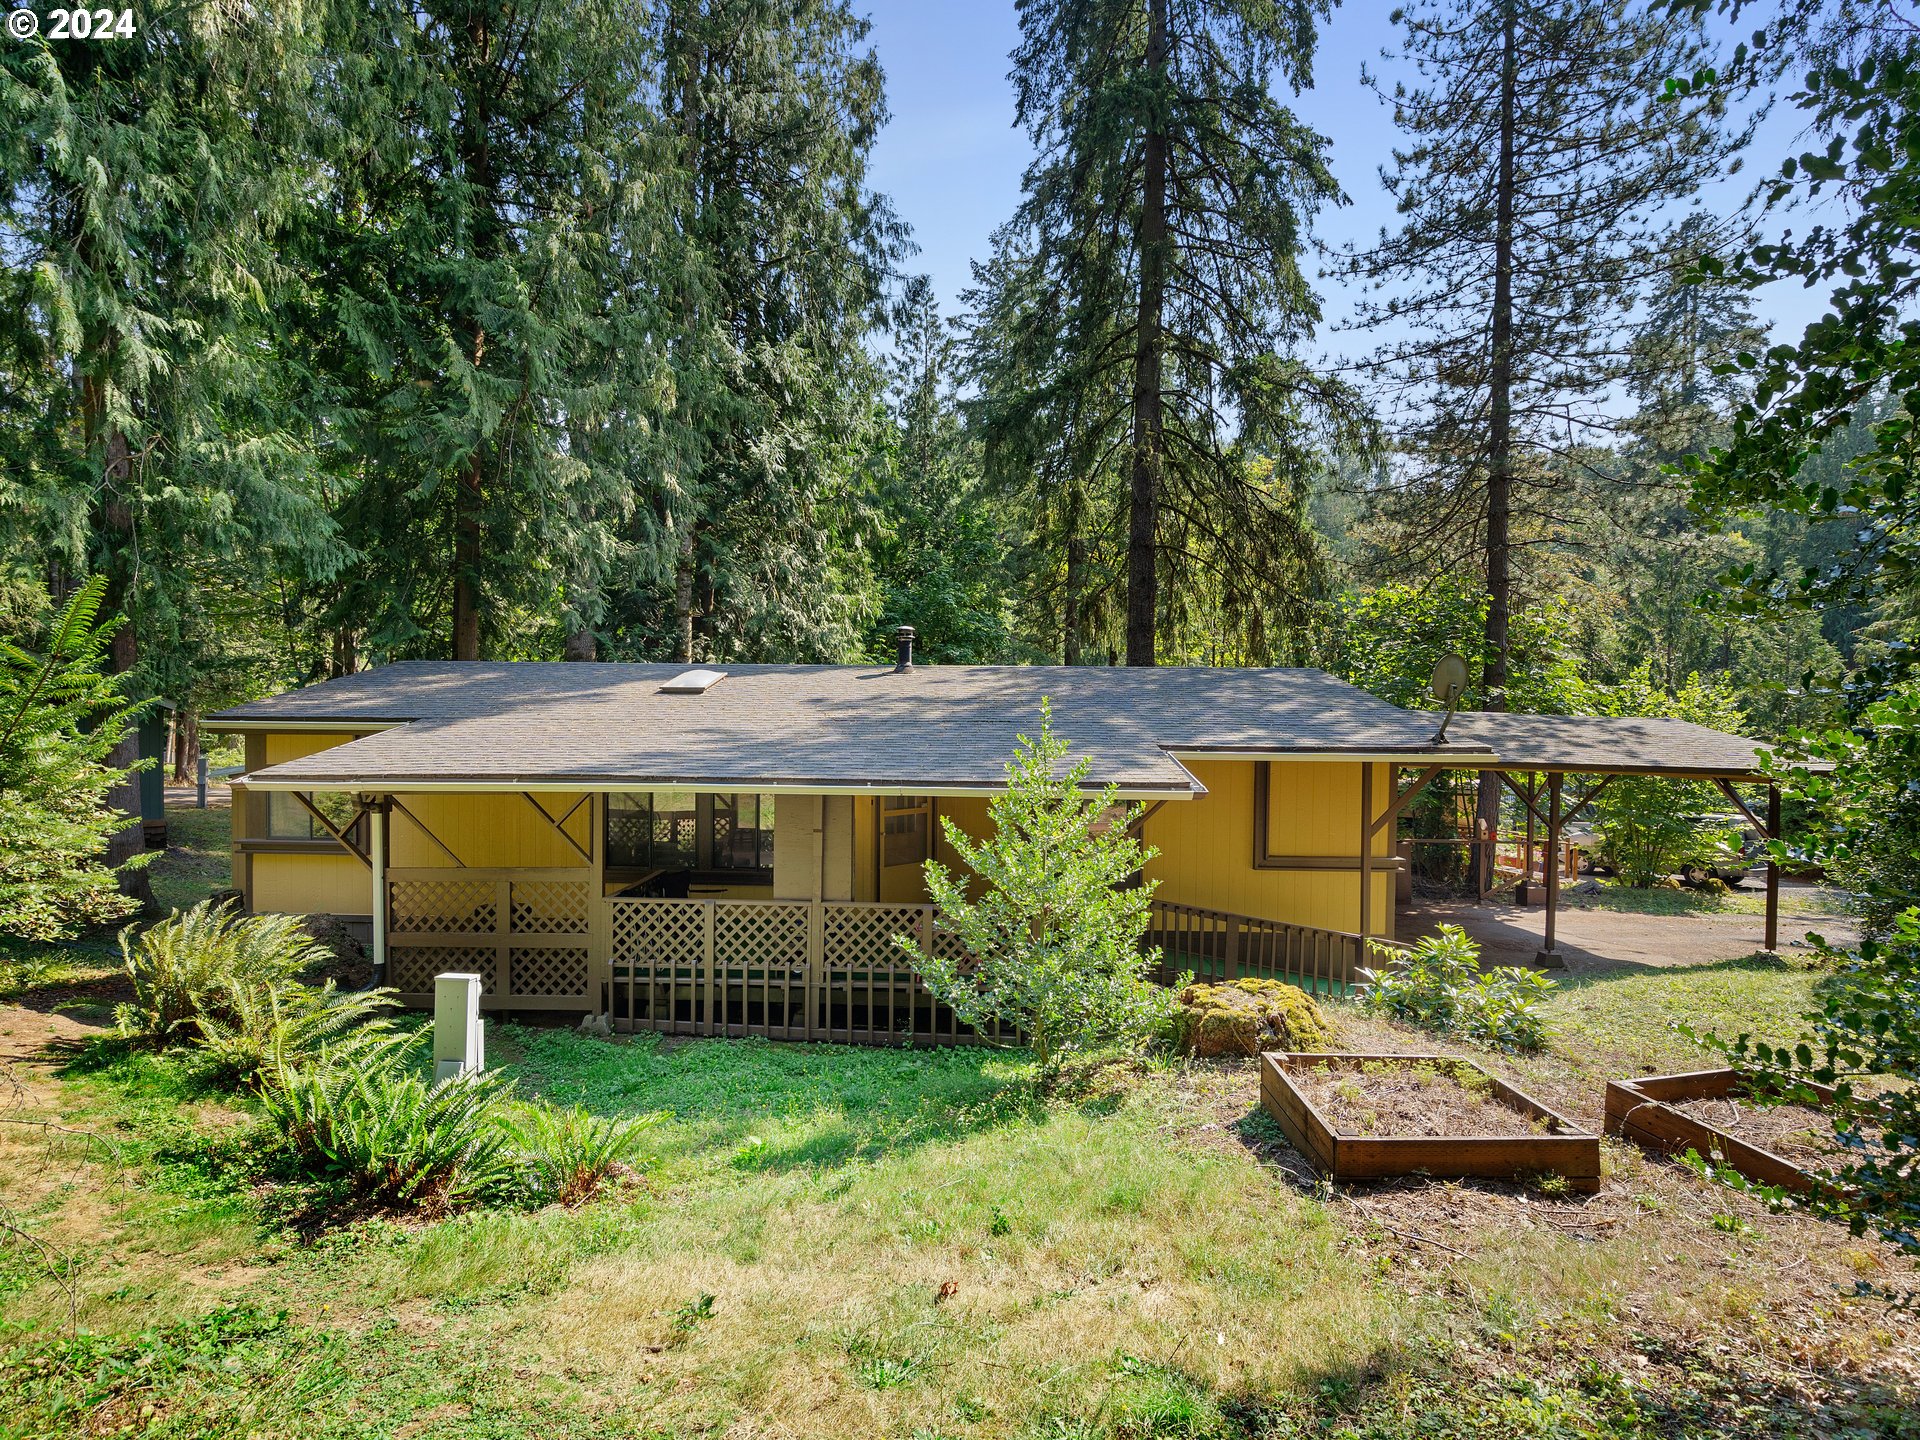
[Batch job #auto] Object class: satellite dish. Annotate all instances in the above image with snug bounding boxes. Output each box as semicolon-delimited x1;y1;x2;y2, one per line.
1429;653;1469;744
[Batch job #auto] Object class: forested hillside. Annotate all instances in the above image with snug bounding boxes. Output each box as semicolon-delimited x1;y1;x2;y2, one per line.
0;0;1906;764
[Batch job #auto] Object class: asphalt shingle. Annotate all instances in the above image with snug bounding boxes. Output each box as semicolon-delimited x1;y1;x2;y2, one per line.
212;661;1496;794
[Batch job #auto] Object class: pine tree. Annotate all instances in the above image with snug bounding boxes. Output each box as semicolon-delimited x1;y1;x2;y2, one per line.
991;0;1356;666
1350;0;1741;708
870;278;1021;663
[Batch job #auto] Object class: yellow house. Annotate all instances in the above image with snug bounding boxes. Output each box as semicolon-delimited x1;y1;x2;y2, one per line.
208;647;1503;1042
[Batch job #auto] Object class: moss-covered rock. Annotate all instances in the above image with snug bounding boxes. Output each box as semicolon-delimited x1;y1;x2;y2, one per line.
1172;978;1331;1058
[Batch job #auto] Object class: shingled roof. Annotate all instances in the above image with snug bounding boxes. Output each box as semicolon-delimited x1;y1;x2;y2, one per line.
210;661;1496;796
1442;712;1782;779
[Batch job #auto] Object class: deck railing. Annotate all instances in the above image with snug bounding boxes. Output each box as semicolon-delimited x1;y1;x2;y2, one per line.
1146;898;1370;995
381;877;1379;1039
603;897;1004;1045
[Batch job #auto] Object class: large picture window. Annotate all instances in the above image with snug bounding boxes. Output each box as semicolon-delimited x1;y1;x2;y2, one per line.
606;792;774;875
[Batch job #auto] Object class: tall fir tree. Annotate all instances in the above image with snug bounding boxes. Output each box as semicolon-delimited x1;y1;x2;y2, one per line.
988;0;1356;666
601;0;901;665
286;0;674;665
1349;0;1741;859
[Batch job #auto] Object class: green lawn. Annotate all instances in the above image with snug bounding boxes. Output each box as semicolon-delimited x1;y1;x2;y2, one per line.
1561;882;1853;921
0;812;1914;1438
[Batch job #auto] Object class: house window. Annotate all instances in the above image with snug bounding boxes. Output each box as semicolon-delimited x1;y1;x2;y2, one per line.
882;796;931;867
264;791;368;848
606;791;698;870
711;793;775;871
605;792;774;874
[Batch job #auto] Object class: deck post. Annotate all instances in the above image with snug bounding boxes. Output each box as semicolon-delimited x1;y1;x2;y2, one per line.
1765;783;1781;953
369;799;389;984
1523;773;1538;894
1357;765;1373;942
1535;772;1566;970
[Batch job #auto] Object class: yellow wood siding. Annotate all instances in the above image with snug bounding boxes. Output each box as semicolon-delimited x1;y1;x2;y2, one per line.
1141;759;1393;937
240;731;1397;938
252;853;370;916
388;792;592;869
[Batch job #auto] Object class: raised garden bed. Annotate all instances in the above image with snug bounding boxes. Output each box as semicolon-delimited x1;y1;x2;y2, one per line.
1603;1068;1838;1194
1261;1052;1601;1192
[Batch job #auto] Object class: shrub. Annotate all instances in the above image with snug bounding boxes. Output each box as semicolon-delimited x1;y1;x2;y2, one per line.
495;1104;656;1208
1358;925;1553;1051
1701;907;1920;1277
1172;978;1330;1057
895;700;1172;1068
257;1032;515;1211
117;902;325;1046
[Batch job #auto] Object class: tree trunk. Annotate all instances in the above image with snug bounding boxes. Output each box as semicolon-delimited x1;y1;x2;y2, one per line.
87;402;156;912
1124;0;1170;668
1475;2;1520;882
674;522;697;663
170;713;196;783
452;450;483;660
564;628;597;661
1063;474;1086;666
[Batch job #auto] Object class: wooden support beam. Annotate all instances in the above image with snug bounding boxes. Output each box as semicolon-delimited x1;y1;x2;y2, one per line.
1368;764;1444;838
291;792;371;868
1712;776;1771;838
1565;774;1614;816
1358;764;1374;943
1539;772;1565;968
1766;784;1781;953
521;792;593;865
1495;769;1547;830
388;796;464;867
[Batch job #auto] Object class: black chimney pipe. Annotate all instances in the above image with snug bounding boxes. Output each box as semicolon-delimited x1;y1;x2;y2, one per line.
894;624;915;672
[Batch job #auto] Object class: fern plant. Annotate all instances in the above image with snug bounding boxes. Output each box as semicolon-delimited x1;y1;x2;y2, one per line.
258;1032;518;1210
0;575;150;941
194;981;400;1090
495;1104;656;1208
116;901;325;1046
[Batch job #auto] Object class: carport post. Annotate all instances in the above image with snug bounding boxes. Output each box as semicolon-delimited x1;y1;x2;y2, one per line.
1535;772;1566;970
1766;784;1780;953
369;797;389;985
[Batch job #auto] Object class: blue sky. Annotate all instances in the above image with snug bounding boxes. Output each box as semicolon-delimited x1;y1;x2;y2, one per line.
861;1;1829;366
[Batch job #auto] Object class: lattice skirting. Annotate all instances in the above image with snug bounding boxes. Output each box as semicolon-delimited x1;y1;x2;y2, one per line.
387;945;498;995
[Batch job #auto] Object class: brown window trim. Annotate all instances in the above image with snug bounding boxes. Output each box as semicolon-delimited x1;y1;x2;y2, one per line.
1251;761;1407;873
234;837;360;857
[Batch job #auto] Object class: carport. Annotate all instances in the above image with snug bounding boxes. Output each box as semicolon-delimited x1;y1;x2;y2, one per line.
1420;714;1794;967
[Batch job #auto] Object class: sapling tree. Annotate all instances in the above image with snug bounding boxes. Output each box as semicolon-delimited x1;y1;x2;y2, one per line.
896;701;1169;1067
0;577;149;940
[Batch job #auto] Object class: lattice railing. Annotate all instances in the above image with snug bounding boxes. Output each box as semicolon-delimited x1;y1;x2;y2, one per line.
384;868;593;1009
604;897;1000;1044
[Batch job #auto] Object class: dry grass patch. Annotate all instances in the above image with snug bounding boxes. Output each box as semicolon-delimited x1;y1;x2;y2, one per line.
524;1093;1398;1437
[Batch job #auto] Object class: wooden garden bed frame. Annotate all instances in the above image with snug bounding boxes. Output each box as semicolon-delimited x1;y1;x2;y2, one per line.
1603;1068;1837;1194
1261;1052;1602;1192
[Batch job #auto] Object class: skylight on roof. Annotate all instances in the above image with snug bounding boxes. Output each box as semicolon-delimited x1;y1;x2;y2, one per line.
659;668;727;694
